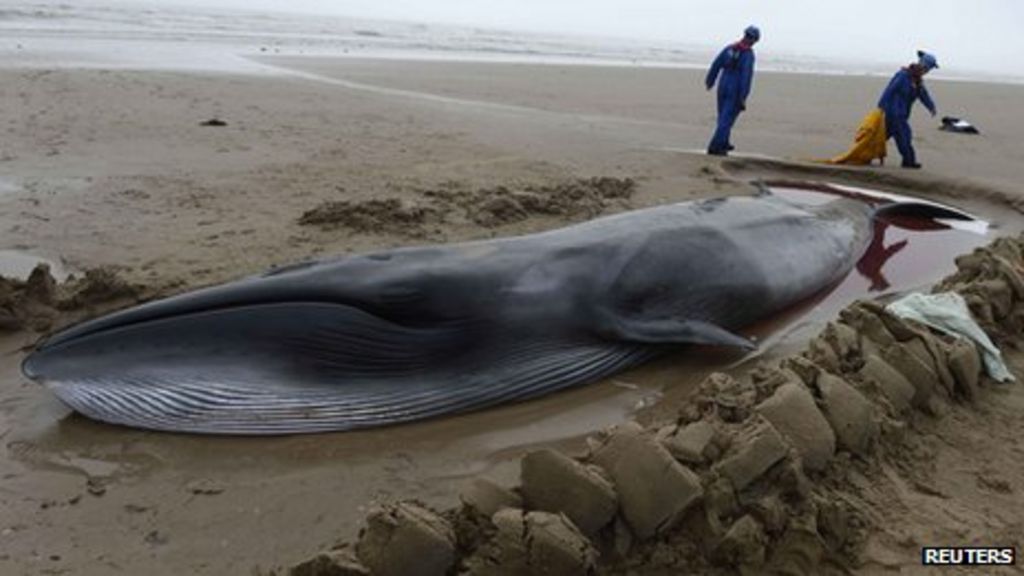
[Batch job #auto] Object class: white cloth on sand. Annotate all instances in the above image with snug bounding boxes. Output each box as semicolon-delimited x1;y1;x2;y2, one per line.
886;291;1014;383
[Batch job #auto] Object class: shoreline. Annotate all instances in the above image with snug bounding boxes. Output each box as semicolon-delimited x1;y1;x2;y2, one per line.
5;35;1024;86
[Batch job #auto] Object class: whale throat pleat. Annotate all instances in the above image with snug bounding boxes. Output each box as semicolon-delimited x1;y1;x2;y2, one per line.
34;302;655;434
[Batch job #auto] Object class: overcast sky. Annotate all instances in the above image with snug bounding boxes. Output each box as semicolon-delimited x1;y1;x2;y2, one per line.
113;0;1020;75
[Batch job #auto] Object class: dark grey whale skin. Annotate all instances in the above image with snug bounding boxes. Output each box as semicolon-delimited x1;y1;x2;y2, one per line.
23;193;875;435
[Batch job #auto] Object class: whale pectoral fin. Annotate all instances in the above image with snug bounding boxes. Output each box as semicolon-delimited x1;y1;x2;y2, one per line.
603;317;756;350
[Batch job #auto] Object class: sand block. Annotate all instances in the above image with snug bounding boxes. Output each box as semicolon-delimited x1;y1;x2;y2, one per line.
881;342;938;408
756;382;835;472
878;310;956;389
859;333;882;361
994;253;1024;297
947;338;982;400
859;354;916;413
465;509;597;576
977;279;1013;316
840;304;897;348
663;420;717;464
904;336;956;394
461;478;522;518
877;308;931;342
828;321;861;359
711;514;766;567
806;336;841;373
591;423;703;539
963;293;995;327
816;373;879;456
750;364;803;392
355;502;456;576
715;416;790;491
702;373;757;422
780;356;823;387
520;449;617;534
291;549;369;576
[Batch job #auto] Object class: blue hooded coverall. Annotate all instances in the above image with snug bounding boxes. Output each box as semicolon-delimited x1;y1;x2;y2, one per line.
878;68;936;166
706;43;755;154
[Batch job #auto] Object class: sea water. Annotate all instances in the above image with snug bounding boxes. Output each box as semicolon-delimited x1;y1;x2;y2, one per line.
2;0;1017;83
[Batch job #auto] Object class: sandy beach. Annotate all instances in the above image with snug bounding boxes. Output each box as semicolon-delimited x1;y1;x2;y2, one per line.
3;34;1024;575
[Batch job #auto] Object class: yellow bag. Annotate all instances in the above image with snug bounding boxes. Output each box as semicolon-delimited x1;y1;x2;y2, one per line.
826;108;887;165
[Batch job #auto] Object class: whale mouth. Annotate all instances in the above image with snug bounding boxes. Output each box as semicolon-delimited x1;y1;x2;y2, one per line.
31;251;460;358
31;273;337;355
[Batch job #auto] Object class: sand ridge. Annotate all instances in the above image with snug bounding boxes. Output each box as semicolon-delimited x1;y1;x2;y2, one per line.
297;177;636;234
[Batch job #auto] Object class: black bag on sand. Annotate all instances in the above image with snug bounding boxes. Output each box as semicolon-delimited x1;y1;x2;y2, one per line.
940;116;980;134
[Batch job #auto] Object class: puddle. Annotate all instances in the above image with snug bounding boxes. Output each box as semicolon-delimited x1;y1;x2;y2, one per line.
0;250;70;280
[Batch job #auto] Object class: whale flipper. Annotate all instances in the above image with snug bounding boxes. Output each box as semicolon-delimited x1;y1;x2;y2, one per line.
600;316;755;350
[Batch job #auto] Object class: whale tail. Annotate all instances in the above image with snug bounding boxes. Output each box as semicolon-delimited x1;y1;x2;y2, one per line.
872;200;974;224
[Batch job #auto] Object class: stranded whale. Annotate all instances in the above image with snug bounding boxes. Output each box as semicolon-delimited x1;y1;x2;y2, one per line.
22;187;967;434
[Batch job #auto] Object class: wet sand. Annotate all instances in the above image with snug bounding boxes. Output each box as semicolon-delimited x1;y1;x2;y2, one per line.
2;55;1024;575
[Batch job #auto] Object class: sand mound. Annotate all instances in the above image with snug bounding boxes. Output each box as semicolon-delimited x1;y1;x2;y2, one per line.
0;264;145;333
58;267;143;310
0;264;58;332
297;177;636;234
286;233;1024;576
298;198;442;235
425;177;636;228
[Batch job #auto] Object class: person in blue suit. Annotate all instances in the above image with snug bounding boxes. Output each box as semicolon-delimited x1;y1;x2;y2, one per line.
705;25;759;156
878;51;939;169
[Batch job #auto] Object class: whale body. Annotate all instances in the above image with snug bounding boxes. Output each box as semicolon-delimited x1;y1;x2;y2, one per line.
24;191;907;434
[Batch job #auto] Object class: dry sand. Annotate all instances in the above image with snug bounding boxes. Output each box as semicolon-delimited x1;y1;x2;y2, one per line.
1;56;1023;575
